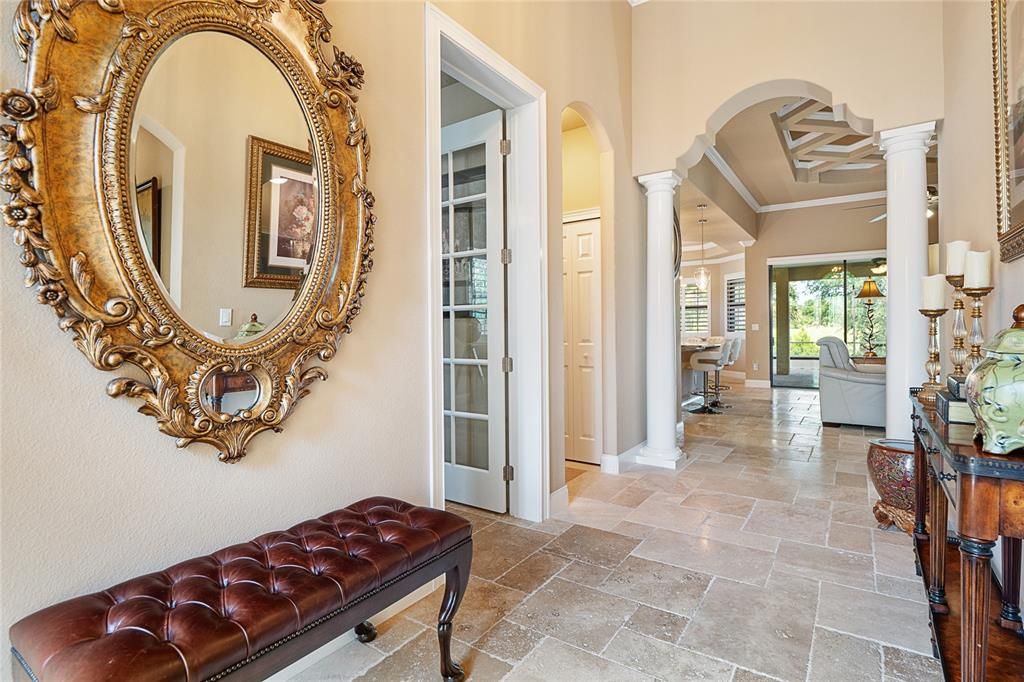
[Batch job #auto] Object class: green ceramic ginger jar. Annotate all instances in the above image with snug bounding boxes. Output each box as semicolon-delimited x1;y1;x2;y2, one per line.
966;304;1024;455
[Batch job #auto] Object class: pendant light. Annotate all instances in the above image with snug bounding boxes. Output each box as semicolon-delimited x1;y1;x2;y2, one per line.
694;203;710;292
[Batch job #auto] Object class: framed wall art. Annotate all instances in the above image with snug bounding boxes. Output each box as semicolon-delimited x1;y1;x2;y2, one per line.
243;135;318;288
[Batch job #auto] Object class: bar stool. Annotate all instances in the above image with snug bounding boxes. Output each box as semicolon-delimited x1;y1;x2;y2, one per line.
710;337;743;408
690;339;733;414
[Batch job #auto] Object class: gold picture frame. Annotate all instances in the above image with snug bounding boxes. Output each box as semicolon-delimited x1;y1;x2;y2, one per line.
995;0;1024;262
243;135;316;289
0;0;375;462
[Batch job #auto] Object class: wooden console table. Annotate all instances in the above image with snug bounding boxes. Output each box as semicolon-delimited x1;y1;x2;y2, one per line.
911;395;1024;680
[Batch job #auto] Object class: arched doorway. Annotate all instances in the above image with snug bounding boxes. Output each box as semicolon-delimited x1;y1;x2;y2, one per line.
560;104;613;471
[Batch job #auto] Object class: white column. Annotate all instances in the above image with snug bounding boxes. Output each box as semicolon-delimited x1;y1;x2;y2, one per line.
878;121;935;440
636;170;685;470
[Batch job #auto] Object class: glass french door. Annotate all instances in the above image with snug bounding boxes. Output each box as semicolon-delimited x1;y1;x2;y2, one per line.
441;110;507;513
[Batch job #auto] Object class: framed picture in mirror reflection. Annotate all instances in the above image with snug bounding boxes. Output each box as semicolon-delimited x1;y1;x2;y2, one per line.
135;177;161;274
243;135;317;288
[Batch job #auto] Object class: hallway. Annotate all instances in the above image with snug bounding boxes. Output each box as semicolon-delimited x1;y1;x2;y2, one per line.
294;387;940;681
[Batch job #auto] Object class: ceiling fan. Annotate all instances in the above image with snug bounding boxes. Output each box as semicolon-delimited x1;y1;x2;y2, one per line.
846;186;938;223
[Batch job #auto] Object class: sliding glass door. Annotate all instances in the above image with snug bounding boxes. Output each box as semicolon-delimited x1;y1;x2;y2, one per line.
770;259;887;389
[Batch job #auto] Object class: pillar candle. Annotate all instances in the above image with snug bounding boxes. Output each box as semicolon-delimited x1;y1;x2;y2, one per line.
928;243;940;275
946;240;971;275
922;274;946;310
964;250;992;288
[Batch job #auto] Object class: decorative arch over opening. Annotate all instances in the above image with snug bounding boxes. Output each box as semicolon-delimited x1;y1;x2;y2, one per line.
674;78;875;175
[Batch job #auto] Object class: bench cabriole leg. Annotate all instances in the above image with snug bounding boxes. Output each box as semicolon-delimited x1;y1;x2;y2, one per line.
437;544;471;682
355;621;377;643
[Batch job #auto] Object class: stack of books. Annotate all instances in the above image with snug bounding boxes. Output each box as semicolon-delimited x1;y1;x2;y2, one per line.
935;375;977;446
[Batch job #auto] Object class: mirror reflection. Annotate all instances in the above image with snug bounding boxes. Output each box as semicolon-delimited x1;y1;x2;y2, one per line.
201;371;260;416
131;31;317;343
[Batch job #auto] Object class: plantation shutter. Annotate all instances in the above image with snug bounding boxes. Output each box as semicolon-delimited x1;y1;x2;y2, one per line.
681;284;710;335
726;278;746;333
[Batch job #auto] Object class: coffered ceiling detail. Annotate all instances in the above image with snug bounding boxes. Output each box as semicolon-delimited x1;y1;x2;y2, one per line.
770;98;884;184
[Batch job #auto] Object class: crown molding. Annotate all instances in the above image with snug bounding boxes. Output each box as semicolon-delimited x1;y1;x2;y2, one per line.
701;147;888;216
759;190;887;213
703;146;761;213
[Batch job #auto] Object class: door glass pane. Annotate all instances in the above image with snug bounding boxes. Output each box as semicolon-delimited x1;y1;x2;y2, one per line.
442;258;450;306
453;255;487;305
442;208;450;255
453;310;488;359
454;417;488;470
441;153;449;203
444;416;452;463
453;200;486;252
454;364;488;414
452;144;486;199
443;311;451;357
846;264;887;358
444;364;452;410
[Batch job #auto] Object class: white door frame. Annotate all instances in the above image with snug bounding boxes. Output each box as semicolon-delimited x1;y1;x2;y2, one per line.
426;4;549;522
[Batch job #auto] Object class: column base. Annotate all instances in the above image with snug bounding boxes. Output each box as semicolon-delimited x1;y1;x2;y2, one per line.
636;446;686;470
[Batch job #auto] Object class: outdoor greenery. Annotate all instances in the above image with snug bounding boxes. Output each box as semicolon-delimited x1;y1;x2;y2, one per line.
772;265;888;360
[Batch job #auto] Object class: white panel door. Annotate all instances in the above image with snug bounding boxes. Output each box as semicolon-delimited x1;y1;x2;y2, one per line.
563;218;602;464
441;110;507;513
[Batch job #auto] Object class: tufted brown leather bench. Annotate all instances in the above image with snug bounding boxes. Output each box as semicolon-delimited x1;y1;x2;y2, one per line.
9;497;473;682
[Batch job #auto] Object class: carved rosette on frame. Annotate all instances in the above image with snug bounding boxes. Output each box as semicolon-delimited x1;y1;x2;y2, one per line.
1;0;375;462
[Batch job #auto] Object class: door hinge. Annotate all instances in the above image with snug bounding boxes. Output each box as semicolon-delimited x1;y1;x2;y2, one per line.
500;248;512;264
499;139;511;156
503;464;515;482
502;356;514;373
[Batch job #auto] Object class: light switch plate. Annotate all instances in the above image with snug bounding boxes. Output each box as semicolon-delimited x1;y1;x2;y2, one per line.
751;323;760;331
219;308;232;327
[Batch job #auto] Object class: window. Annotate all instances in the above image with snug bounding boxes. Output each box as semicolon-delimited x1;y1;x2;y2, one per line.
726;277;746;333
681;283;710;335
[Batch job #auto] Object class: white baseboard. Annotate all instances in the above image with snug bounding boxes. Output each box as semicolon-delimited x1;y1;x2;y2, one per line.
265;578;441;681
602;441;644;474
745;379;771;388
549;485;569;516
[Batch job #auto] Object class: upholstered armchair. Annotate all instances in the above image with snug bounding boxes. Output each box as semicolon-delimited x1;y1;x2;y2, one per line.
816;336;886;428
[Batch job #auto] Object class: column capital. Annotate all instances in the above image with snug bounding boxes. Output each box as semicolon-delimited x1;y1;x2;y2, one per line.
637;170;682;194
878;120;936;159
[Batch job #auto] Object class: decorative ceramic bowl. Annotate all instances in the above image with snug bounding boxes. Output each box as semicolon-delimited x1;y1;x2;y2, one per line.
966;305;1024;455
867;438;917;533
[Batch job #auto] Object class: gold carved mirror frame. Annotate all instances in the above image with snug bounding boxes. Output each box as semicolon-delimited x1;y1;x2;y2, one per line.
994;0;1024;262
0;0;375;461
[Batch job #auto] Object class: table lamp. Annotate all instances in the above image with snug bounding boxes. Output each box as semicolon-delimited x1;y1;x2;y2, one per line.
856;279;884;358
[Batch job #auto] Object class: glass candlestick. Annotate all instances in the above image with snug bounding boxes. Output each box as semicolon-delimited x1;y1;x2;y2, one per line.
963;287;995;374
945;274;968;380
919;308;948;407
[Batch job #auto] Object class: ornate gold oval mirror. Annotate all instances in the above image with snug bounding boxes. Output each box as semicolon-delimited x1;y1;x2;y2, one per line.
1;0;375;461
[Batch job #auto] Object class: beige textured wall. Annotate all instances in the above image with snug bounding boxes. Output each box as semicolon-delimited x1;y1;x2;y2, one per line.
0;2;639;653
939;0;1024;333
938;0;1024;596
632;1;945;175
562;124;601;213
436;0;643;465
136;32;306;339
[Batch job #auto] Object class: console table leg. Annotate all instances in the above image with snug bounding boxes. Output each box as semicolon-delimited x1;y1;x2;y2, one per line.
999;536;1023;631
961;537;996;682
928;465;949;614
913;433;929;540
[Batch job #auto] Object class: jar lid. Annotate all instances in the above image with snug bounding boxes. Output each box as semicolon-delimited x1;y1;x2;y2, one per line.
982;304;1024;354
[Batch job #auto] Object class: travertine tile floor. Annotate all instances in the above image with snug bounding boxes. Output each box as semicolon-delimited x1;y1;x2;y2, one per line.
293;387;943;682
